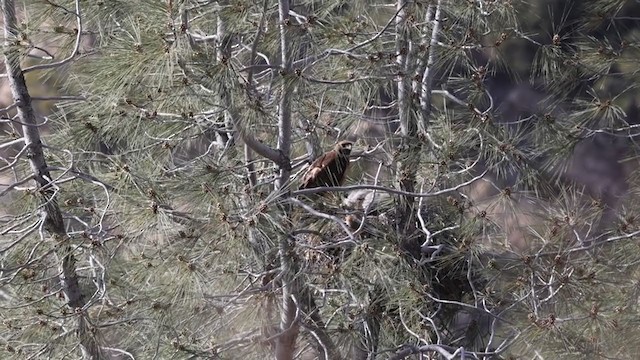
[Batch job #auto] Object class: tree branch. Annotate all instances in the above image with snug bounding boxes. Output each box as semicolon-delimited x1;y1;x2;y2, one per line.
1;0;101;357
177;61;287;169
417;0;442;134
292;169;488;198
274;2;298;357
275;0;293;191
394;0;420;241
23;0;83;73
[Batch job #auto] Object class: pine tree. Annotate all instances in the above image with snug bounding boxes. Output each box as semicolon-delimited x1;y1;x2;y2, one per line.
1;0;640;359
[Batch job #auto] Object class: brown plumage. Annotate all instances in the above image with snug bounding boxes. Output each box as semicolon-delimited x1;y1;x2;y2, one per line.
299;141;353;189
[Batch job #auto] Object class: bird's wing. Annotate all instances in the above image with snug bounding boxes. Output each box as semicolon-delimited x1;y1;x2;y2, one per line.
300;152;333;188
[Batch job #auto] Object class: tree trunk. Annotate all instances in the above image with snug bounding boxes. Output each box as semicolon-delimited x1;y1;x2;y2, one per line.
1;0;101;358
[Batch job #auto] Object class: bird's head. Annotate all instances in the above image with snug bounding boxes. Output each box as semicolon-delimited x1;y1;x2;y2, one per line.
335;140;353;156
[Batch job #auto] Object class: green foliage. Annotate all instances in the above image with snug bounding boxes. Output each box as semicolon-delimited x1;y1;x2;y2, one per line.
2;0;640;359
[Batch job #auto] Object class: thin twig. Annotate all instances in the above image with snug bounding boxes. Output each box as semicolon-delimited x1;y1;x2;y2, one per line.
24;0;83;73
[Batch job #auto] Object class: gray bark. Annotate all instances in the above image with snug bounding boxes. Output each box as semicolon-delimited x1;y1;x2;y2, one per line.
275;0;293;191
394;0;419;248
275;1;297;358
1;0;101;358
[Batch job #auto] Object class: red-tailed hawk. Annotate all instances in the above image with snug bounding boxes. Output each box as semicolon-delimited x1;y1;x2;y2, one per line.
299;141;353;189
